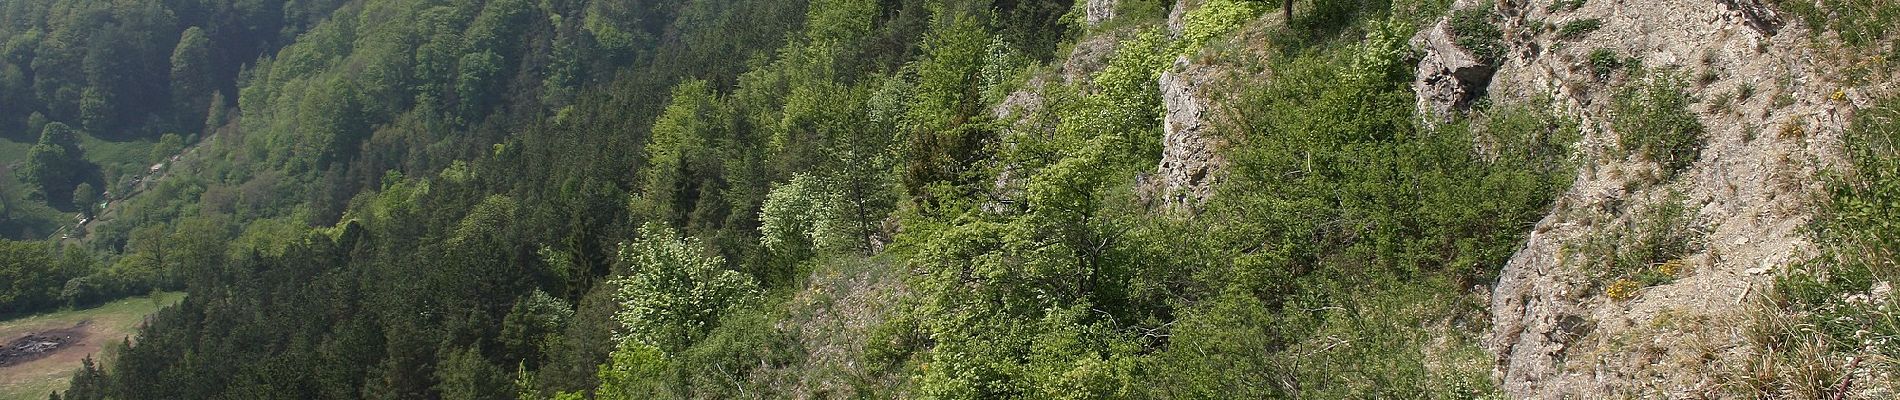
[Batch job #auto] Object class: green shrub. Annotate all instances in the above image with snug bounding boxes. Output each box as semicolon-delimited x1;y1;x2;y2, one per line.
1611;72;1705;179
1449;3;1504;61
1557;18;1602;39
1181;0;1263;51
1565;190;1699;298
609;223;760;354
1549;0;1587;12
1156;37;1577;398
1588;48;1623;78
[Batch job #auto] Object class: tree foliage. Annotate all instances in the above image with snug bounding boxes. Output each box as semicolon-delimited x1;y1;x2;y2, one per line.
34;1;1618;399
609;223;758;354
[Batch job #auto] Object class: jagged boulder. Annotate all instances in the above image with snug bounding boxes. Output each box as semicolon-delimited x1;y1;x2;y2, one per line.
1141;56;1226;211
1412;20;1495;122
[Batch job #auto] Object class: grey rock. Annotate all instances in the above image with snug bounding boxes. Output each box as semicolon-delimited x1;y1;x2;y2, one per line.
1084;0;1118;27
1477;0;1851;397
1719;0;1782;35
1062;34;1120;85
1142;56;1226;211
1165;0;1195;36
1412;20;1496;122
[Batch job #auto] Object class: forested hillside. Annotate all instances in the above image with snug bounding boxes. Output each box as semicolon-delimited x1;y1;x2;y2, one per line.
0;0;349;238
0;0;1893;398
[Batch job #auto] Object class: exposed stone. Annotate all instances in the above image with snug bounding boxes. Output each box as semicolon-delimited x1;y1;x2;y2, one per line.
1718;0;1783;36
1165;0;1199;36
1141;56;1227;211
991;77;1046;123
1477;0;1859;397
1062;34;1120;85
1411;20;1496;123
1084;0;1118;27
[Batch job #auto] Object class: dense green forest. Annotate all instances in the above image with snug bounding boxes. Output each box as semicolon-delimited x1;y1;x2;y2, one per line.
0;0;1893;398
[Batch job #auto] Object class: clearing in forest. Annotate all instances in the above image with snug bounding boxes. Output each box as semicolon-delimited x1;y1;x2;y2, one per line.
0;293;183;400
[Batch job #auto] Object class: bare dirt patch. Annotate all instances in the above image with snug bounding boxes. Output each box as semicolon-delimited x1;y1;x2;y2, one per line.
0;321;90;368
0;293;178;400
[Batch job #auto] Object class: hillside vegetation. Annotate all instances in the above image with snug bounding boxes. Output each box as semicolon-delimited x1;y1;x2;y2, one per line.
0;0;1889;398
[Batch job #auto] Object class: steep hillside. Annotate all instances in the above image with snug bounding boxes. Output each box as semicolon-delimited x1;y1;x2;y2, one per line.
1435;0;1894;397
1476;0;1829;395
2;0;1892;399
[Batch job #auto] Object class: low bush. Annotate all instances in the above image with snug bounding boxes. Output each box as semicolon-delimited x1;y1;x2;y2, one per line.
1549;0;1586;12
1611;72;1704;179
1449;3;1504;61
1589;48;1623;78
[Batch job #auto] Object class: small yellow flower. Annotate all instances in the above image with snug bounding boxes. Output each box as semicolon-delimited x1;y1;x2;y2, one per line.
1831;89;1848;102
1657;259;1686;278
1606;278;1642;301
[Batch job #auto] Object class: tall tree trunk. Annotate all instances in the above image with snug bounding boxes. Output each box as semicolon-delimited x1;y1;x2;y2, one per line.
1283;0;1293;21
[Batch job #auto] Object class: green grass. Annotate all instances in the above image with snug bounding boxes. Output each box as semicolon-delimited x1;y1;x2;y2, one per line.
0;132;158;171
0;131;161;240
0;292;184;400
1773;0;1899;48
1747;97;1900;397
0;139;29;164
1557;18;1602;39
76;135;160;180
1589;48;1623;78
0;138;65;240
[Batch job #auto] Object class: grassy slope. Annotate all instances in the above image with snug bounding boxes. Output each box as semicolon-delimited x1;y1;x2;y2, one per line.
2;132;161;240
0;292;184;400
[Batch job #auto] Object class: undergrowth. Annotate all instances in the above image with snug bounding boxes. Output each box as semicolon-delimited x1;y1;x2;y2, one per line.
1448;2;1504;61
1569;191;1700;300
1773;0;1900;52
1611;70;1704;181
1557;18;1601;40
1549;0;1586;13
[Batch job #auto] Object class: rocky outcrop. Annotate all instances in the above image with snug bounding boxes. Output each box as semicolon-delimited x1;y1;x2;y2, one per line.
1164;0;1201;36
1084;0;1118;27
1412;19;1496;122
1061;34;1121;85
1142;56;1228;211
1474;0;1870;397
1719;0;1783;35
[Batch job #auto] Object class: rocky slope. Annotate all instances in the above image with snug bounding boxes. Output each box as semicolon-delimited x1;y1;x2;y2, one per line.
1145;52;1233;211
1010;0;1888;395
1155;0;1889;396
1432;0;1888;397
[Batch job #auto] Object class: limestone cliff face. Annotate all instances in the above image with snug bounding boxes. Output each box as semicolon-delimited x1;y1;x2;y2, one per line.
1144;56;1229;211
1139;0;1252;212
1431;1;1881;397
